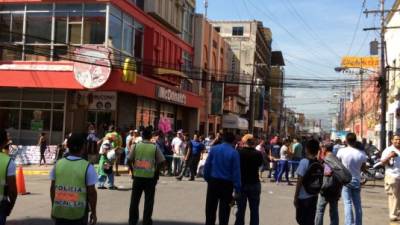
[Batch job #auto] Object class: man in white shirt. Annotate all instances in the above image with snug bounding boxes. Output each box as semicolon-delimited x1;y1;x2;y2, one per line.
336;133;367;225
171;130;184;176
381;133;400;221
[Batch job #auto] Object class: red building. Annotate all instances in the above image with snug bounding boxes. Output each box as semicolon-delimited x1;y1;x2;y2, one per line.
0;0;202;145
344;74;380;140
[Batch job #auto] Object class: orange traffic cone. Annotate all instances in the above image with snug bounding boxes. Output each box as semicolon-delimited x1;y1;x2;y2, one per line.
16;166;29;195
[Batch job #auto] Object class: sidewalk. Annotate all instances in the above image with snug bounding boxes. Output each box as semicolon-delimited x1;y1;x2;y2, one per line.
20;164;130;175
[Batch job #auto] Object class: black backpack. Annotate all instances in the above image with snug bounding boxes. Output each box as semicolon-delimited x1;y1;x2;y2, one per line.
324;154;352;185
302;159;324;195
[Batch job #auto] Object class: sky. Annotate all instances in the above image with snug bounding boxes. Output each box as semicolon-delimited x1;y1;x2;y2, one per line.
196;0;396;130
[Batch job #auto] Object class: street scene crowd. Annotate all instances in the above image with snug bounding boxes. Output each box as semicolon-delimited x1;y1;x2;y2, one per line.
0;124;399;225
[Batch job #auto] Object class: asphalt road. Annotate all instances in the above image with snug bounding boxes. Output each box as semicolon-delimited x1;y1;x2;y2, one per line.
7;175;390;225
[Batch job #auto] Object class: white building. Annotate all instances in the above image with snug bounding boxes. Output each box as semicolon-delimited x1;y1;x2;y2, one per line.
209;20;272;134
385;0;400;143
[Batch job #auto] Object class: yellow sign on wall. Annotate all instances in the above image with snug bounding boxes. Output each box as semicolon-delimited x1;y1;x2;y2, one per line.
122;57;137;84
341;56;379;69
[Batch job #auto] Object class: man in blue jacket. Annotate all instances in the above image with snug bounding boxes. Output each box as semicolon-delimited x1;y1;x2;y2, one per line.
204;132;241;225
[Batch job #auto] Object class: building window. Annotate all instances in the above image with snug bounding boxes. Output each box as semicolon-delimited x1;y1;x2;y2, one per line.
83;7;106;44
182;4;194;44
0;3;107;61
214;26;220;33
0;88;66;145
232;26;243;36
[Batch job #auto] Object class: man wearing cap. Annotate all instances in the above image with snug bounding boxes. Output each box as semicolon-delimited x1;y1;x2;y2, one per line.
204;132;241;225
0;129;17;225
50;133;98;225
235;134;263;225
127;128;166;225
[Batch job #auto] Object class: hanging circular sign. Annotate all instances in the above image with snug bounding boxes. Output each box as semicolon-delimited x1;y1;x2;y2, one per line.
73;46;111;89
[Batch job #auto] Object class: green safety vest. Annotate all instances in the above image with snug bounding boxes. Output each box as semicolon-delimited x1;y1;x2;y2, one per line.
133;142;157;178
51;158;89;220
0;152;11;200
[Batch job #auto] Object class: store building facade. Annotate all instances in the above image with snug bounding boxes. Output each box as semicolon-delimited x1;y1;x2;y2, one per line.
0;0;202;145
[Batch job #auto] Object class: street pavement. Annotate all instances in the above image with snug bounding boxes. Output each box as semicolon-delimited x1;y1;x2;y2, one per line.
7;174;392;225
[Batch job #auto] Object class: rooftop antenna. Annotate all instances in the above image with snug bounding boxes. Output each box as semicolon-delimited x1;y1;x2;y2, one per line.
204;0;208;19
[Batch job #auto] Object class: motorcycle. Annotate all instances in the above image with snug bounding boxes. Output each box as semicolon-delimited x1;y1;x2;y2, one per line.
360;153;385;185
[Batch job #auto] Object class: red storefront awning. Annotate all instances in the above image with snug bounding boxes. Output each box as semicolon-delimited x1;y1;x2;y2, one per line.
0;70;84;89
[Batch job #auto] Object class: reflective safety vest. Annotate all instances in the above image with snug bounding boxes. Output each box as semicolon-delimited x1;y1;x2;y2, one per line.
133;142;157;178
0;152;11;200
51;158;89;220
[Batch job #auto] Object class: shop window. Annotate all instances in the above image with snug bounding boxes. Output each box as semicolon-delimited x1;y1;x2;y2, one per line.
134;28;143;58
122;23;133;54
27;4;52;11
83;11;106;44
0;88;20;100
52;111;64;131
0;101;19;108
21;102;52;109
0;44;22;61
26;12;52;43
85;4;106;11
24;45;50;61
21;110;51;131
69;23;82;44
0;4;24;11
0;109;19;130
53;103;64;110
53;91;66;102
11;14;23;42
55;13;67;44
109;14;122;50
0;14;11;42
55;4;82;12
22;89;52;101
53;46;69;61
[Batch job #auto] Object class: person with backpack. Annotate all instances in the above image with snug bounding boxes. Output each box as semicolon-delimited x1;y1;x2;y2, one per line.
294;139;323;225
336;133;367;225
315;142;351;225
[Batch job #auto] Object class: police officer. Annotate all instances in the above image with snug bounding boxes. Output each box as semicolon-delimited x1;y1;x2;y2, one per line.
0;129;17;225
50;133;98;225
127;128;166;225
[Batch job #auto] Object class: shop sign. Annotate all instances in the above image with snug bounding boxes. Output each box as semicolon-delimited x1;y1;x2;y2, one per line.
224;85;239;96
341;56;379;69
156;86;186;105
0;64;73;71
76;91;117;110
73;46;111;89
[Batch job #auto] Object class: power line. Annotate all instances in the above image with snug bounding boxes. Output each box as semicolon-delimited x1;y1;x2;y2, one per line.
283;0;341;58
346;0;366;55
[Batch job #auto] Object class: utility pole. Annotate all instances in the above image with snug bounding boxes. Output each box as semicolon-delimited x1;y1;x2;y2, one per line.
363;0;388;150
379;0;387;150
360;70;364;139
249;66;256;134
